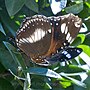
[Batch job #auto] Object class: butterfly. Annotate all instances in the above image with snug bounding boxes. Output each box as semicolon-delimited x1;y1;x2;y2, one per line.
16;13;82;66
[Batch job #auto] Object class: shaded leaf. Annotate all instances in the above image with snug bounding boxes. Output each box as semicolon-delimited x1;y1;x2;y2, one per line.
0;23;6;35
58;65;86;73
71;36;82;46
0;78;14;90
60;72;86;88
74;85;85;90
25;0;38;13
65;2;83;14
0;43;18;74
3;41;27;77
5;0;25;16
0;9;18;36
87;0;90;3
3;41;26;70
84;76;90;90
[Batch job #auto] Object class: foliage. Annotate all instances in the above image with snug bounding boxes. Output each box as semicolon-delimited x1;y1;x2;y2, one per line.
0;0;90;90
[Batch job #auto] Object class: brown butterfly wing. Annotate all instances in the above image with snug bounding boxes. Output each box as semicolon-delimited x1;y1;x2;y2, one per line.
16;15;52;63
16;14;82;65
46;13;82;56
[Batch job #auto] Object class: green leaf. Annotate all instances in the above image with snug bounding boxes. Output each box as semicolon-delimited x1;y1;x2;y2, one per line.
0;43;18;74
84;76;90;90
0;63;6;73
24;67;62;79
65;2;83;14
60;72;86;88
60;81;71;88
3;41;26;71
35;0;38;2
77;34;85;43
0;9;18;36
85;2;90;8
0;7;2;10
0;78;14;90
0;23;6;35
78;45;90;56
5;0;26;16
57;65;86;73
74;85;85;90
87;0;90;4
25;0;38;13
71;37;82;46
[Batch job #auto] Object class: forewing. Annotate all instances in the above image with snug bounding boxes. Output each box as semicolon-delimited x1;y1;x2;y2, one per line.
16;15;52;63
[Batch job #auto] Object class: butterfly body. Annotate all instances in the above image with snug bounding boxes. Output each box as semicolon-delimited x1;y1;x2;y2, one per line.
16;13;82;66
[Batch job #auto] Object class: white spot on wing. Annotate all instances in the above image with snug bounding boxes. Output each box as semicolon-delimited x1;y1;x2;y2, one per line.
31;19;33;22
61;23;66;33
20;29;23;32
54;19;56;21
75;22;80;28
62;51;68;55
39;19;42;21
66;32;70;40
50;23;52;25
36;18;39;21
68;36;72;43
17;29;47;44
23;26;25;29
16;38;18;42
56;23;58;25
26;21;29;25
66;54;71;58
25;24;27;27
48;29;51;33
65;26;68;34
19;38;28;44
47;20;49;22
26;28;46;43
41;23;43;25
77;50;80;53
28;20;31;23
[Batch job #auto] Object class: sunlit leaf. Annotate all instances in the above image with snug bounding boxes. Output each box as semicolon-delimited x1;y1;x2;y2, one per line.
85;2;90;8
78;45;90;56
60;81;71;88
77;34;85;43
